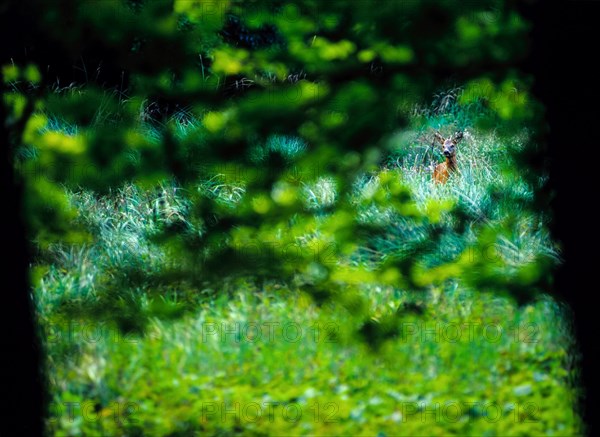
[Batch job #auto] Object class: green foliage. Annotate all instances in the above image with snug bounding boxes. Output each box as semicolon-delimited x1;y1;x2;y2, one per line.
4;0;581;434
39;285;580;436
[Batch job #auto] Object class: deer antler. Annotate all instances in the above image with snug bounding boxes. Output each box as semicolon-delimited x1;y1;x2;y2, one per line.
433;132;445;145
452;131;464;143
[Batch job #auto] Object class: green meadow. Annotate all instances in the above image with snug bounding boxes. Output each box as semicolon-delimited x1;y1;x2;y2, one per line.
4;1;583;435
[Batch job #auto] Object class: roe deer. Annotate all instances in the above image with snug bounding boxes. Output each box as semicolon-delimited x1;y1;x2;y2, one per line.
432;131;464;183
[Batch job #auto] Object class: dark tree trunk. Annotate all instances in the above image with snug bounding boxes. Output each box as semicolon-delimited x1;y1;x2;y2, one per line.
0;92;46;435
1;2;46;432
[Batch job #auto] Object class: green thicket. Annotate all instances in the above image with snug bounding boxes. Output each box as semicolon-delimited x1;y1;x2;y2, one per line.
3;0;581;435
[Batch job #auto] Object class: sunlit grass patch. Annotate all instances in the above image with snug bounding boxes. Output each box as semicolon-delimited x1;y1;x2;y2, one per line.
40;285;580;436
31;90;579;435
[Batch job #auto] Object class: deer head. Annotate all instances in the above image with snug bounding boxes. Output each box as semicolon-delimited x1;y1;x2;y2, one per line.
434;131;464;159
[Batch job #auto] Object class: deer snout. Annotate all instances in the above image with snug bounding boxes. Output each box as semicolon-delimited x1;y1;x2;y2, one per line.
442;143;455;157
443;147;454;157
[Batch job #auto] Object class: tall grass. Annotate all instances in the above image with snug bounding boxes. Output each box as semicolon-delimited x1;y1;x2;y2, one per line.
31;89;580;436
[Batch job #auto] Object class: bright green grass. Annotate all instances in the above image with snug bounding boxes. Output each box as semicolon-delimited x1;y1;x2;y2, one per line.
40;284;579;436
33;98;581;436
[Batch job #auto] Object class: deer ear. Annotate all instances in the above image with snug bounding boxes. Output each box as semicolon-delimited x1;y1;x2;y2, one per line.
433;132;445;145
